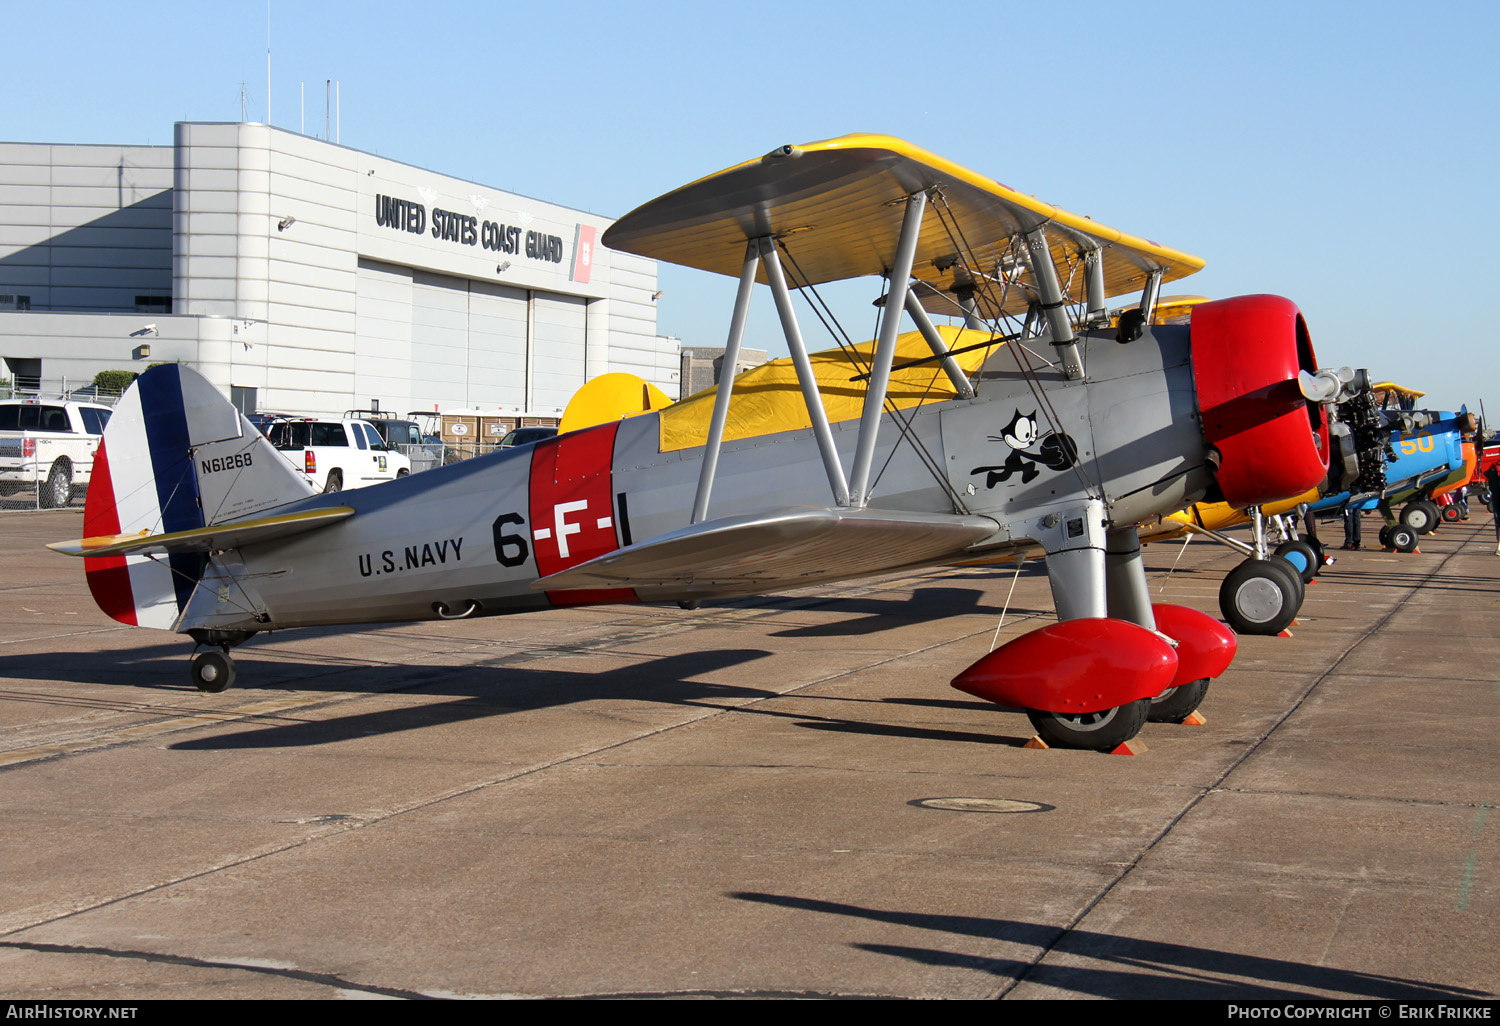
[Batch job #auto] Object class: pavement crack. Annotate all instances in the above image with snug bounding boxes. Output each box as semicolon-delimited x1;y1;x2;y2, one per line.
0;940;435;999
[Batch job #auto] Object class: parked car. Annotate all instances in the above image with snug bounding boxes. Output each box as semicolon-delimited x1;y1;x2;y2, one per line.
499;426;558;449
260;416;411;492
0;399;112;507
344;411;443;472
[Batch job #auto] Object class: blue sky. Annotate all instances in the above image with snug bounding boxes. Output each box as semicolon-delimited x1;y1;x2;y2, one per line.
10;0;1498;414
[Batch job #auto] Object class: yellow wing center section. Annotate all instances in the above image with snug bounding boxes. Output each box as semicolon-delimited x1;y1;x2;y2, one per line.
659;324;997;453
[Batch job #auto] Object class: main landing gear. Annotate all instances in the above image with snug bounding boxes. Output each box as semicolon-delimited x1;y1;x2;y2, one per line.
1215;506;1323;636
1027;700;1152;750
1218;556;1303;636
187;629;254;693
951;519;1237;751
1377;523;1419;553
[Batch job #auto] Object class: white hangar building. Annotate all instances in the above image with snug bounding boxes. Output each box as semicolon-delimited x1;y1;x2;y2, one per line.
0;122;678;417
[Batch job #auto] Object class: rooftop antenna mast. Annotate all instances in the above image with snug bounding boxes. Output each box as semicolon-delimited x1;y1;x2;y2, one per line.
266;1;271;124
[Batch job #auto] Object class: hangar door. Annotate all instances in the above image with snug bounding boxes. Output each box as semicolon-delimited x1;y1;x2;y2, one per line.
361;259;580;412
530;293;587;412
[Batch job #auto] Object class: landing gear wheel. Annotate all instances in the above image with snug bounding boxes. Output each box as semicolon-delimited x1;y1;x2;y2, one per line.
1305;537;1327;569
1400;500;1440;534
40;461;72;509
1390;524;1419;553
323;470;343;493
1273;540;1320;584
1440;504;1462;524
1219;557;1302;635
1148;678;1210;723
1378;525;1394;549
1026;698;1151;751
191;650;236;693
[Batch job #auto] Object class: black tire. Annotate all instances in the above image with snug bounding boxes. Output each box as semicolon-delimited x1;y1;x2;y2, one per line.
1026;698;1151;751
1400;500;1440;534
191;651;236;693
1274;539;1320;584
1305;537;1328;568
1148;678;1210;723
397;468;409;478
1390;524;1419;553
39;460;72;509
323;470;343;493
1440;504;1462;524
1378;525;1394;548
1219;557;1302;635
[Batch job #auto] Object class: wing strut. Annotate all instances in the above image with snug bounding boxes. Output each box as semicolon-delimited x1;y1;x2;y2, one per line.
849;190;927;506
1138;268;1164;325
690;190;945;515
1022;228;1084;379
900;290;975;399
762;237;851;506
691;239;761;524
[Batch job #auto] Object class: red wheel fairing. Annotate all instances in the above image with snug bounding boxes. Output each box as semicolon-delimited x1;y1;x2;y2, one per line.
951;618;1177;715
1151;603;1236;688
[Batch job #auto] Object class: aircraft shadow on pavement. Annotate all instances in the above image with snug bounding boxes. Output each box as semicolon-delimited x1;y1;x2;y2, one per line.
143;647;1034;752
766;587;1041;638
731;891;1490;1000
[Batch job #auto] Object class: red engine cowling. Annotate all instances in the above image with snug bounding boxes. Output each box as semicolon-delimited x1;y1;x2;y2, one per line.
1190;295;1330;508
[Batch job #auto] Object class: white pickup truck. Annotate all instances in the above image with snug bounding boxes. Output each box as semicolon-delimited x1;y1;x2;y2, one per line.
0;399;113;507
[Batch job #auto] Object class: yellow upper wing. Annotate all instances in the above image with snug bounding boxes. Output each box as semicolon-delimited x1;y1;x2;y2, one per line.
604;134;1205;318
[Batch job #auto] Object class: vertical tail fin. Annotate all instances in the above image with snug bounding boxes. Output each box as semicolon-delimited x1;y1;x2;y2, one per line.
84;364;315;629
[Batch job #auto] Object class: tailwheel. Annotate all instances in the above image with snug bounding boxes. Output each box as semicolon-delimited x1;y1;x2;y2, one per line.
1026;699;1151;751
191;650;236;693
1148;678;1209;723
1219;557;1302;635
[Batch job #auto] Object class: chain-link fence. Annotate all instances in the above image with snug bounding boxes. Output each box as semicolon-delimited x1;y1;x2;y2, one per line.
0;426;541;516
0;474;88;511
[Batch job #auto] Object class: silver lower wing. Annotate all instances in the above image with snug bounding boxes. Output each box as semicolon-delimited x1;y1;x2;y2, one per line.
535;506;1003;598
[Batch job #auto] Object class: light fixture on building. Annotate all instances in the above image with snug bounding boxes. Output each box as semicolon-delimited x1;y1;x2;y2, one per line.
652;290;664;301
496;261;511;273
132;343;152;360
277;216;297;231
129;324;157;338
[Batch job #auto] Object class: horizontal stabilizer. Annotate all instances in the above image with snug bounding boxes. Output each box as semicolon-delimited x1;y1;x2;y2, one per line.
535;506;1000;594
50;506;354;558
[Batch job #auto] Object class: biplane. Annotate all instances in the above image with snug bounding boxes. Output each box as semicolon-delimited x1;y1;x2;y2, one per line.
52;134;1343;750
1305;406;1475;548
